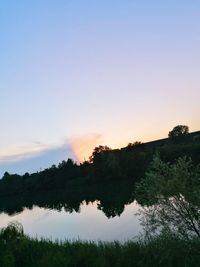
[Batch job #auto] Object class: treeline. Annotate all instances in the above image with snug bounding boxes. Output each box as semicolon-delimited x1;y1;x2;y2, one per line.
0;125;199;197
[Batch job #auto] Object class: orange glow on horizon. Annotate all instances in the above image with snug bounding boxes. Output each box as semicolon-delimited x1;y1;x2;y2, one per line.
70;124;200;163
71;134;102;162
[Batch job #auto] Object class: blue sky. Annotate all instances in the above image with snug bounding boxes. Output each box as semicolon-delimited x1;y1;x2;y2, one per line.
0;1;200;176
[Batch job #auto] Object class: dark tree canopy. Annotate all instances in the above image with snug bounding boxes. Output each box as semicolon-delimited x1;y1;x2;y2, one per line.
126;141;143;148
168;125;189;138
168;125;190;144
89;145;111;163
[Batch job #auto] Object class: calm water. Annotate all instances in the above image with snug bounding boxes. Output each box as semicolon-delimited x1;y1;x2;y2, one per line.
0;200;142;242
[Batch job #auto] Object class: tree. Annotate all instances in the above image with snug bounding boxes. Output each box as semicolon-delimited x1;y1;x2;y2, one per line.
136;155;200;238
126;141;143;151
168;125;189;144
89;145;111;163
2;172;11;180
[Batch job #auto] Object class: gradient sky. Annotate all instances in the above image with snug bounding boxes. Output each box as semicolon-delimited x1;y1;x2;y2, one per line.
0;1;200;176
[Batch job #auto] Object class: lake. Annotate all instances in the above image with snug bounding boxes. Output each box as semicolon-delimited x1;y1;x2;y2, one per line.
0;179;145;241
0;199;142;242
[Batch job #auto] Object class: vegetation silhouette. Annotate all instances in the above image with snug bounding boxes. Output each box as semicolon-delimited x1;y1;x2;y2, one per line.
0;125;200;266
136;155;200;238
168;125;190;144
0;222;199;267
0;179;135;218
0;126;199;194
0;125;199;220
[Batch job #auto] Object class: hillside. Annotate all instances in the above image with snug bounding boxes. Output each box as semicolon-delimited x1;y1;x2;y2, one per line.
0;128;199;197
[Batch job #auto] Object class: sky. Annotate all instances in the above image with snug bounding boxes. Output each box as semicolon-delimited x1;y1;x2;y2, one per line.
0;0;200;176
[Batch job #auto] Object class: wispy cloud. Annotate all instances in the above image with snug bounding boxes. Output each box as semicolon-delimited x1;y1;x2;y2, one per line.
0;133;103;177
0;143;54;163
0;141;77;177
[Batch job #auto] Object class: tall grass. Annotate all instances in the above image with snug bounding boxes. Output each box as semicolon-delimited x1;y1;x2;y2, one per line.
0;223;199;267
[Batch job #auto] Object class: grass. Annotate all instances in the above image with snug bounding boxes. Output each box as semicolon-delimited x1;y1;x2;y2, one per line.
0;223;200;267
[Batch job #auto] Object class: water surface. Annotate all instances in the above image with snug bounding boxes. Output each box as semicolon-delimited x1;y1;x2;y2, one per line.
0;200;142;242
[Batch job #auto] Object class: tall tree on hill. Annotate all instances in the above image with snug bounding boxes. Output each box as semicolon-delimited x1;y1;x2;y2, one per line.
168;125;190;144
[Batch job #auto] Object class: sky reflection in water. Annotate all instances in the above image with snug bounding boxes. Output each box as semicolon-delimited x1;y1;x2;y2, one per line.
0;201;142;242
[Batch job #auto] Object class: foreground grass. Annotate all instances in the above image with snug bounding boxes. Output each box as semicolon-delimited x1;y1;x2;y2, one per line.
0;223;200;267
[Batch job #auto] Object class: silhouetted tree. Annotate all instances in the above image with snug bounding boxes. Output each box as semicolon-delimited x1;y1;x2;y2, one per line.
89;145;111;163
136;155;200;238
125;141;143;151
168;125;190;144
2;172;11;180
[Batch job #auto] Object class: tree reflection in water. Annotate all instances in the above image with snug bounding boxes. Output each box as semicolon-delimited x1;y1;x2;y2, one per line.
0;180;135;219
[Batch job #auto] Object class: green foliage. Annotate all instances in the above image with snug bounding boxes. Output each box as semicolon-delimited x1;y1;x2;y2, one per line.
0;223;200;267
159;143;200;164
136;156;200;238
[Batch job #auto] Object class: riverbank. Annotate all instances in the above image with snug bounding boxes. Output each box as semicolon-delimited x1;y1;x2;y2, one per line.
0;223;199;267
